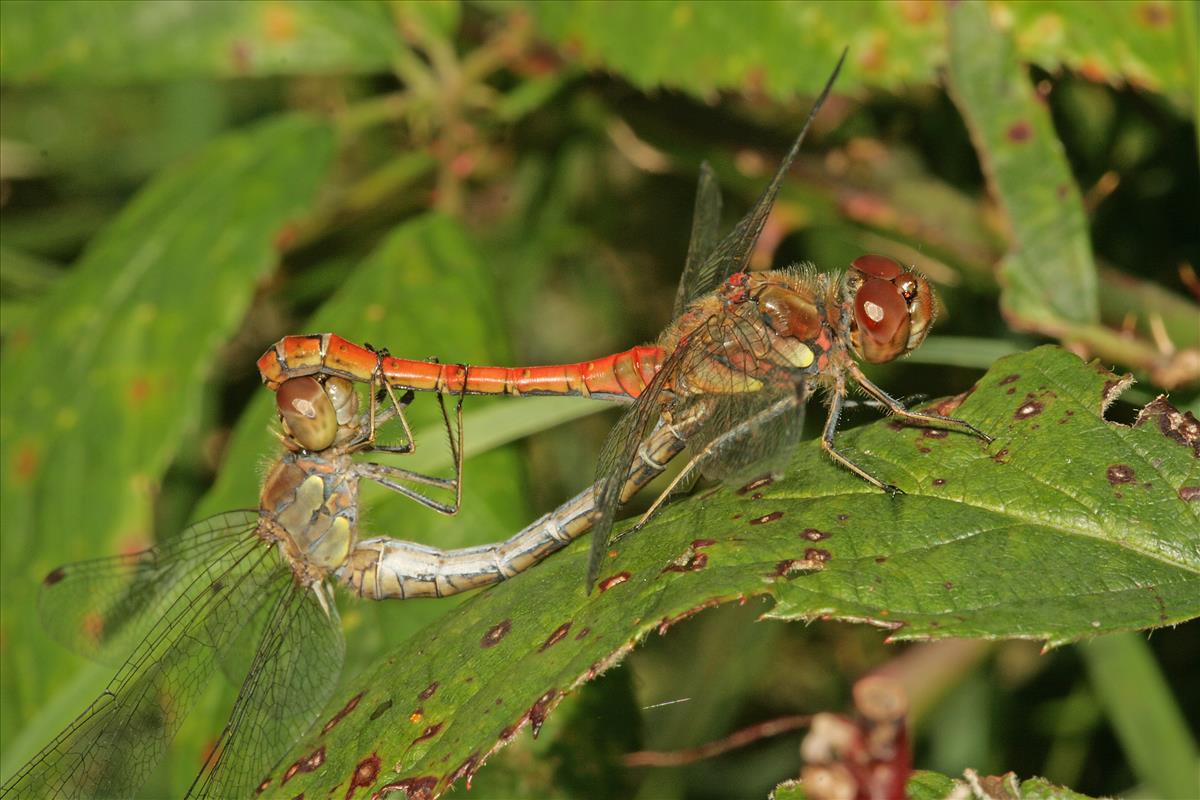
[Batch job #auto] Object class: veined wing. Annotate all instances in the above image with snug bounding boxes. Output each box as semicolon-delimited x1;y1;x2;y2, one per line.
686;387;806;487
689;50;845;290
189;581;343;799
587;339;702;591
1;512;279;799
672;161;724;317
586;301;813;589
37;512;260;665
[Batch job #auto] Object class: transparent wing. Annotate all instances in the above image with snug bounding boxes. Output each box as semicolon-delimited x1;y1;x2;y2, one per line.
38;511;259;665
190;583;344;799
672;161;724;317
690;50;845;288
687;387;807;487
2;515;278;799
588;341;701;591
587;310;811;589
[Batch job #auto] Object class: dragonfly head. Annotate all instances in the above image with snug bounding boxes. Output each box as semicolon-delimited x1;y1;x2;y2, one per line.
843;254;934;364
277;376;358;451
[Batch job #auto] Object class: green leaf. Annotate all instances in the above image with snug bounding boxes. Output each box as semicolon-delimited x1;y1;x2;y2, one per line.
947;1;1099;329
772;771;1099;800
1003;1;1197;109
515;1;1193;105
0;0;403;84
1080;633;1200;799
274;346;1199;797
0;113;334;761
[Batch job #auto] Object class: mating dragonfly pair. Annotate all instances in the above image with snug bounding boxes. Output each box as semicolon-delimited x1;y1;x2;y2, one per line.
2;52;989;799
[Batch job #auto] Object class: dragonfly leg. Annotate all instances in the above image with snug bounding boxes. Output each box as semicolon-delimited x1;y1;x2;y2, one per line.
846;362;992;443
632;394;803;532
434;366;468;516
354;461;459;515
821;374;903;496
366;377;418;454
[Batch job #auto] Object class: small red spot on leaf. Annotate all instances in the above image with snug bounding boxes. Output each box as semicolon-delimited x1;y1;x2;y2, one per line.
736;475;774;495
13;444;38;482
999;374;1020;386
127;375;152;407
1106;464;1136;485
772;559;817;579
1179;486;1200;502
802;528;831;541
345;753;380;799
574;626;591;641
529;689;557;739
662;539;714;573
538;622;572;652
1007;120;1032;142
282;746;325;785
749;511;784;525
480;620;512;648
413;723;443;744
805;548;832;563
323;692;363;735
418;682;438;701
932;478;946;486
1015;400;1043;420
597;572;630;592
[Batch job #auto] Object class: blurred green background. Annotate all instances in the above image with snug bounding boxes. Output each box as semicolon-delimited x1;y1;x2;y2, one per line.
1;1;1197;798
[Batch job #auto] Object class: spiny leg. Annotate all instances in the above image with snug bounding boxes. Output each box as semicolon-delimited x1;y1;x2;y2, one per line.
344;344;418;453
821;372;903;496
435;365;469;516
632;394;802;532
354;461;459;515
846;361;992;443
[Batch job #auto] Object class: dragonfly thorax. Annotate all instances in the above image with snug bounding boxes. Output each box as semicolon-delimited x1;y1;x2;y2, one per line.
260;449;358;583
841;254;934;364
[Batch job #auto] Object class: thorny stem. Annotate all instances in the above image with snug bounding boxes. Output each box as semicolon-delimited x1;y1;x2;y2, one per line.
622;715;812;768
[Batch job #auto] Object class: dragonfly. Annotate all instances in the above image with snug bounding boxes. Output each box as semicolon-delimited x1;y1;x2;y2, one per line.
258;49;992;591
1;370;687;798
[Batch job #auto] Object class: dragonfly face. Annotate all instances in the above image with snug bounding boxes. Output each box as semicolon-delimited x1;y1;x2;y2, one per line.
842;254;934;364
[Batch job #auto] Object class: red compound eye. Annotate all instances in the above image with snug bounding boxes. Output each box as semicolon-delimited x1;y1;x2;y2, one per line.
851;254;904;281
854;278;907;344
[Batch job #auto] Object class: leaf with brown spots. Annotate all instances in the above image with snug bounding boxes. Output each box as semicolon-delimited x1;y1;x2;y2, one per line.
277;347;1197;798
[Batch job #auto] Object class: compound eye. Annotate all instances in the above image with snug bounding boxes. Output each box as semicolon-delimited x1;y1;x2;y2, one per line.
851;254;904;281
322;376;359;426
277;377;338;451
854;278;908;346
